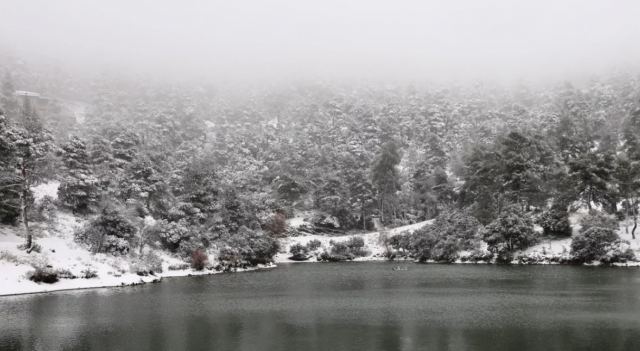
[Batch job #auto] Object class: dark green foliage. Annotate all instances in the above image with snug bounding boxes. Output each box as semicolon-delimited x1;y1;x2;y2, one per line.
320;236;369;261
371;141;401;223
537;205;572;237
579;211;619;234
463;131;555;217
58;137;100;214
289;243;310;261
568;150;616;211
482;206;537;263
289;239;323;260
147;219;191;252
406;209;482;262
570;227;631;263
219;227;279;266
28;267;59;284
75;206;137;254
307;239;322;251
0;116;21;223
273;175;306;204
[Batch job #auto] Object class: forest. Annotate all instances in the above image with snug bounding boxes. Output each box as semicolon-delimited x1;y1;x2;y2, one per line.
1;61;640;275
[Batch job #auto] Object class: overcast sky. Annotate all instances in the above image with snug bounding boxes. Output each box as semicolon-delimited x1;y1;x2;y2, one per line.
1;0;640;84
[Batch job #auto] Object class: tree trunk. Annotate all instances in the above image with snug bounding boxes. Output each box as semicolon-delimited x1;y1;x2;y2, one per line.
632;214;637;240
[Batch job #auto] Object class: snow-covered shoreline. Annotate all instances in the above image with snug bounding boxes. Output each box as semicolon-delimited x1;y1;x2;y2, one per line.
0;263;276;297
3;204;640;297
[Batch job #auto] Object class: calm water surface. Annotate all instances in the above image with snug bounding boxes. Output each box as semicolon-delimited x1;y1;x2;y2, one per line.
1;262;640;351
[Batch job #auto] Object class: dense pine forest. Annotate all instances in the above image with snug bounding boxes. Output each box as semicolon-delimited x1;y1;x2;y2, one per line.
2;60;640;279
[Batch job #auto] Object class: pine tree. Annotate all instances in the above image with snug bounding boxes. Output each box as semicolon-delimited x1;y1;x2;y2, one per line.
371;141;401;223
0;113;21;223
9;102;53;250
58;137;99;214
618;109;640;238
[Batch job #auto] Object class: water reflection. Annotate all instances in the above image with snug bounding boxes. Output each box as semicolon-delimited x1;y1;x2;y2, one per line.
1;264;640;351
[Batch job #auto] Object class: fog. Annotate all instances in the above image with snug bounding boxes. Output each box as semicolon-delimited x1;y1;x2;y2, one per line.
1;0;640;84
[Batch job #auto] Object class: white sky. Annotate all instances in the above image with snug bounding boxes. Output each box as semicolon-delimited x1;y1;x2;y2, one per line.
1;0;639;84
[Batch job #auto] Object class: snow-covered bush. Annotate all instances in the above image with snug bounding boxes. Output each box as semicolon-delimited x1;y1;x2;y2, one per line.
570;227;632;264
168;263;190;271
289;243;309;261
148;219;191;252
306;239;322;251
579;211;619;234
75;206;137;255
0;250;20;264
320;236;369;261
397;209;482;262
537;205;572;237
482;206;538;263
131;251;163;275
81;267;98;279
28;267;59;284
219;227;279;266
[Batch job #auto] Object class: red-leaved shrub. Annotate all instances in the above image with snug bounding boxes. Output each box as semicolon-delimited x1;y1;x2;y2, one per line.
191;249;208;271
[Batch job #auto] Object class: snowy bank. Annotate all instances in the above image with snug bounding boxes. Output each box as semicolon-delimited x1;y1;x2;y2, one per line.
0;205;273;297
275;220;434;263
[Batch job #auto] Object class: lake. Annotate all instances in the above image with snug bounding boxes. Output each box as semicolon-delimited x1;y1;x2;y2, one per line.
1;262;640;351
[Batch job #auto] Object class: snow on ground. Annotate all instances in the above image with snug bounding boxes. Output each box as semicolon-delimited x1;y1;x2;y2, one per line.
0;182;272;297
0;218;273;296
275;219;434;263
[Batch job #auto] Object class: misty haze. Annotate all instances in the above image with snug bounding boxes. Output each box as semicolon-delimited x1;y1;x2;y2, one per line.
1;1;640;351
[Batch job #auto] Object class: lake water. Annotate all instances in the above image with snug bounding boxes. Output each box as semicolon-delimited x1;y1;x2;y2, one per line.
1;262;640;351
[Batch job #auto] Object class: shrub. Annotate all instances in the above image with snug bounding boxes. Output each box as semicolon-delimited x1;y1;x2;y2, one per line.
147;219;191;252
409;229;438;262
264;211;287;237
388;234;410;252
191;249;208;270
75;206;137;255
28;267;59;284
289;243;310;261
218;227;279;266
537;205;572;237
579;211;619;234
482;206;538;263
0;250;20;264
168;263;190;271
131;251;164;275
402;209;481;262
306;239;322;251
81;268;98;279
56;269;76;279
345;236;368;256
570;227;630;264
320;236;370;261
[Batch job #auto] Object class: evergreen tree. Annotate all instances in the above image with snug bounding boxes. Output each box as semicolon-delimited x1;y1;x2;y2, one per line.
9;102;53;250
0;113;21;224
618;109;640;238
58;137;99;214
567;148;616;211
371;141;401;223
